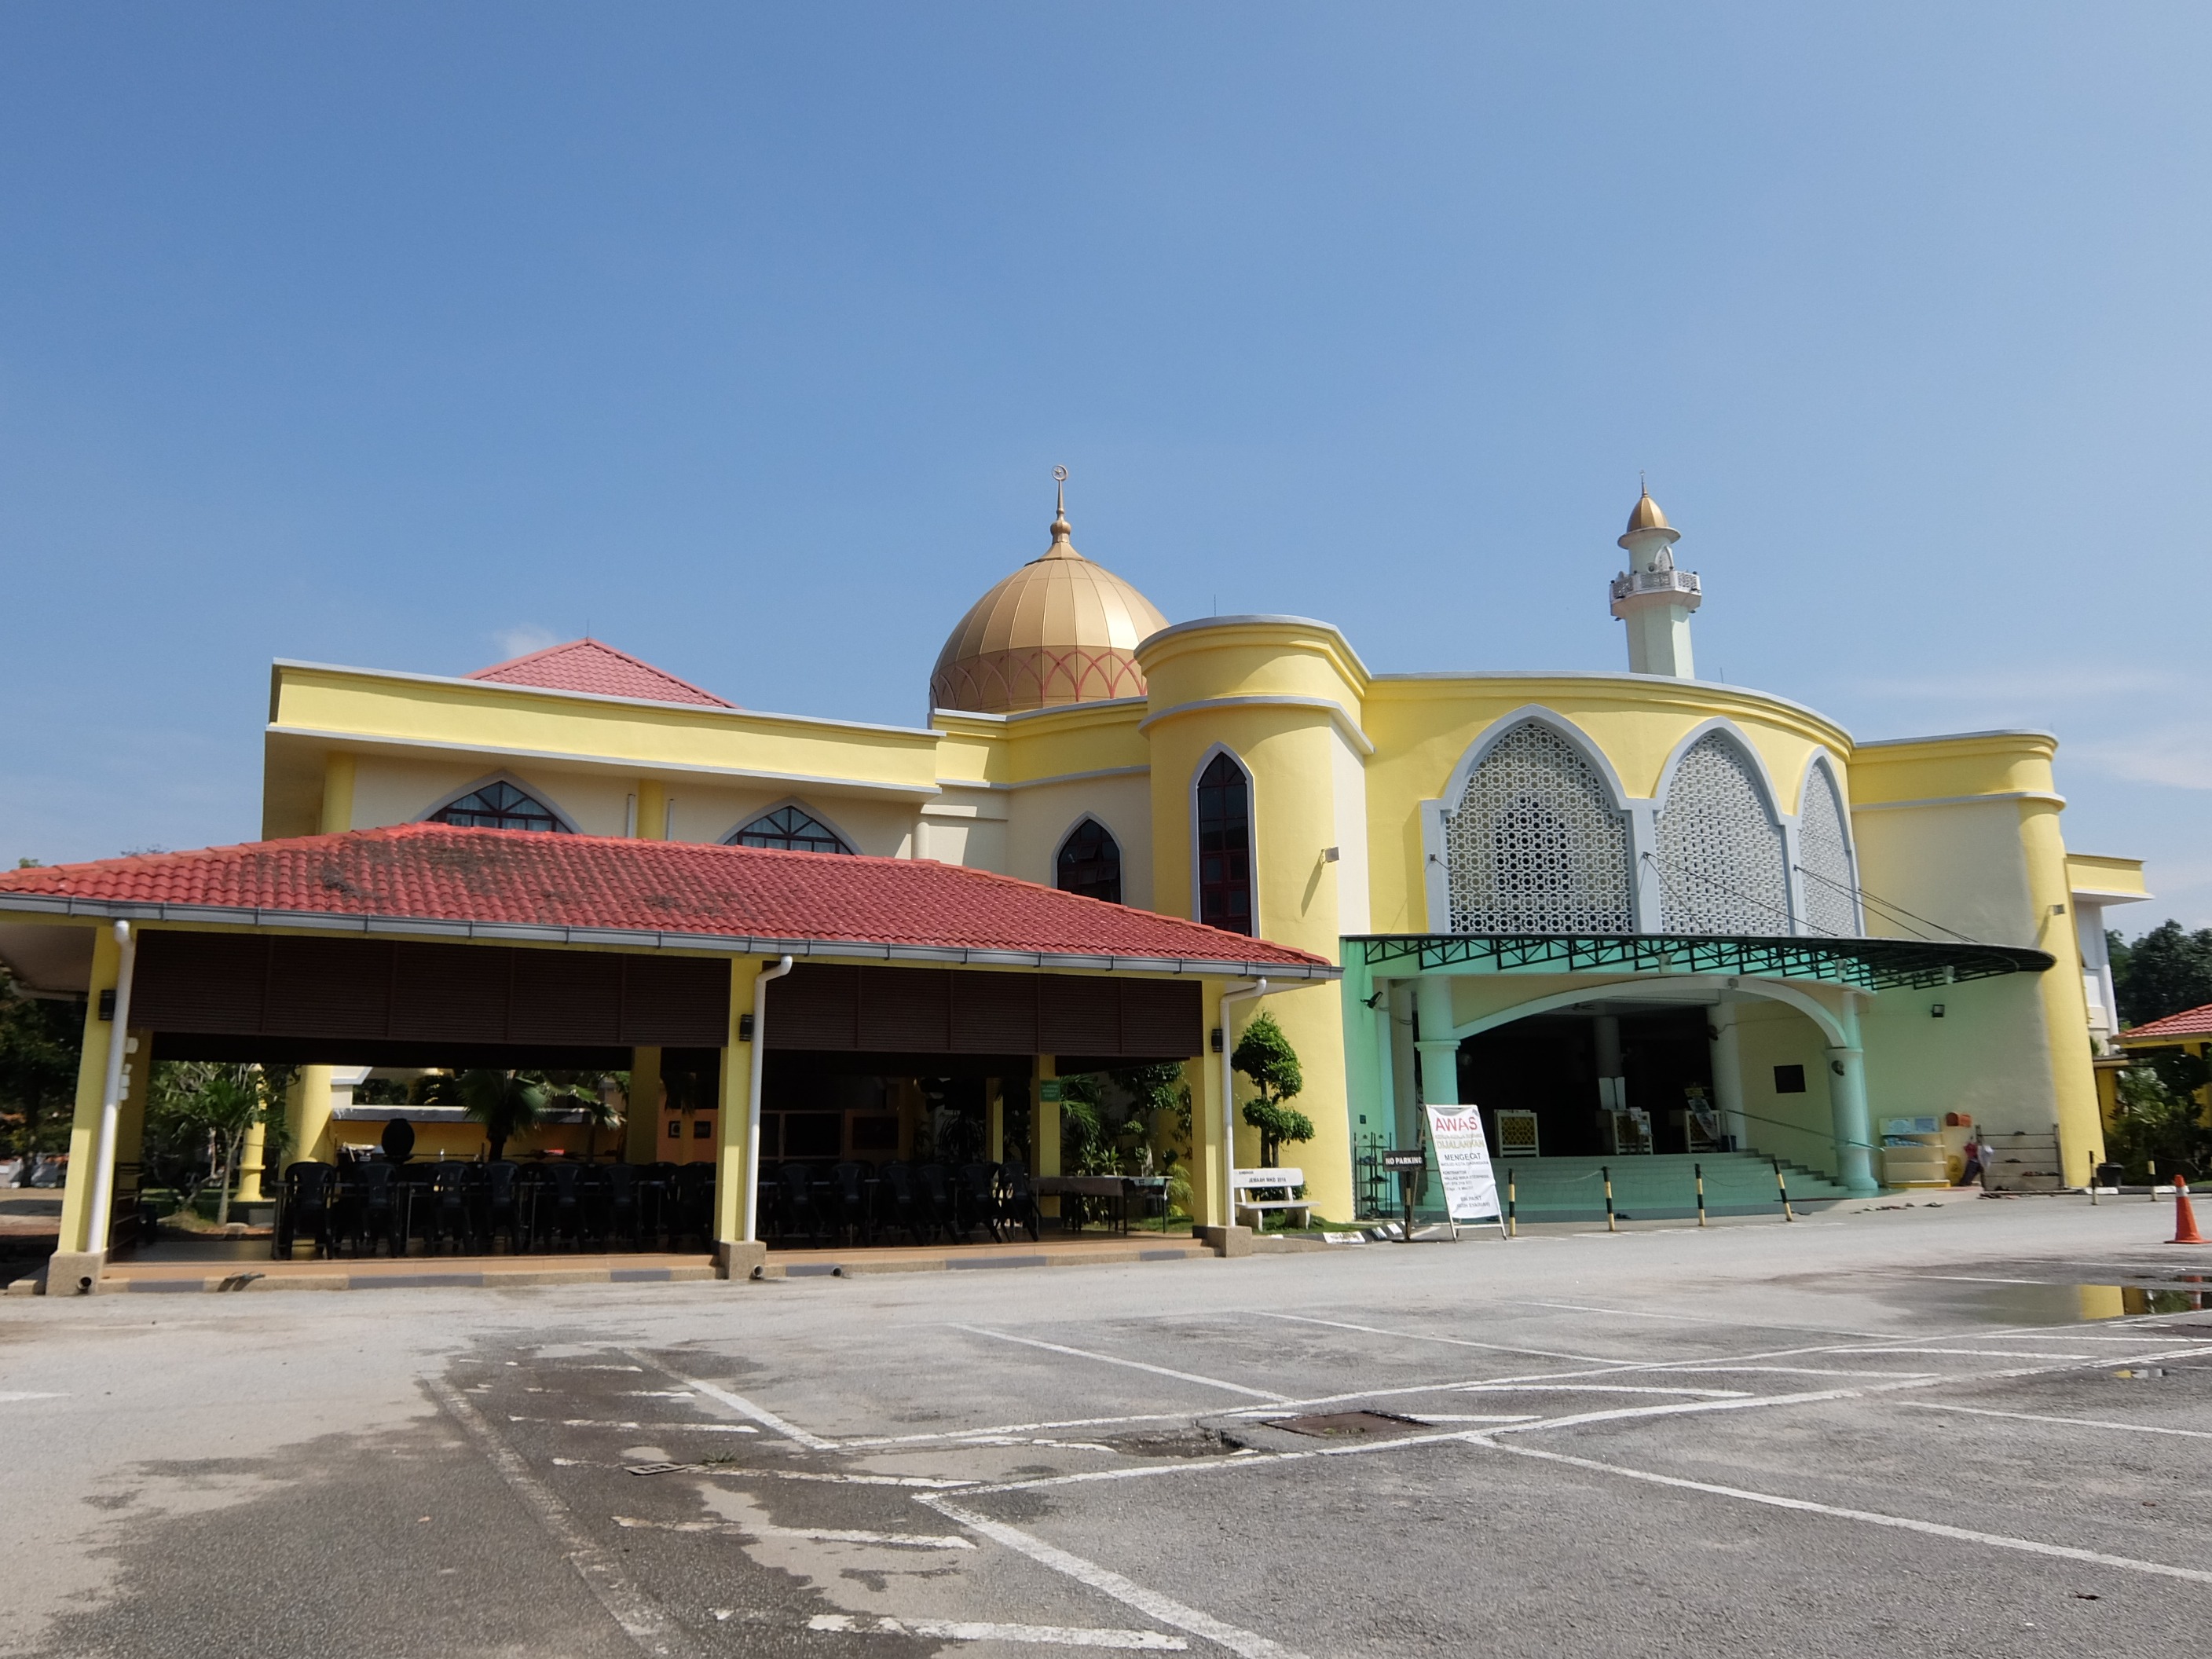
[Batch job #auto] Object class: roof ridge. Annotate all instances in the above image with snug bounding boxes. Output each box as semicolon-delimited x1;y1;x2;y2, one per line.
467;638;735;708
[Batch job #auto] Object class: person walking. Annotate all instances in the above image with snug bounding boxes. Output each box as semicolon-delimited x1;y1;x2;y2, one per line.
1958;1136;1987;1188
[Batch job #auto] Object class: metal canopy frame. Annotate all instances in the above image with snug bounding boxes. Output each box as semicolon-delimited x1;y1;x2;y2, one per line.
1347;932;2053;993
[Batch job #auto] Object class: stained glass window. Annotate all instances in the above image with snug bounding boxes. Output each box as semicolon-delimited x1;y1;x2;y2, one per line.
1057;819;1123;903
430;780;565;833
1196;753;1253;935
731;805;851;855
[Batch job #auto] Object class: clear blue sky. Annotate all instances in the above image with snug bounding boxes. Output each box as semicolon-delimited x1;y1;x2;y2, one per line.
4;5;2207;935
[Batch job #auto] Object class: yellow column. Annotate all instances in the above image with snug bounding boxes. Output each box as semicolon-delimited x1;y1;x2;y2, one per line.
286;1066;336;1165
53;928;123;1270
626;1047;663;1163
1031;1057;1060;1218
712;958;767;1277
235;1115;268;1207
2022;803;2104;1185
635;779;667;840
1190;979;1232;1233
114;1027;152;1184
986;1079;1004;1163
320;753;357;834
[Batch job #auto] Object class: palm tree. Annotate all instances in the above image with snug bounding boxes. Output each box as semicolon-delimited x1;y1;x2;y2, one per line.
458;1069;547;1162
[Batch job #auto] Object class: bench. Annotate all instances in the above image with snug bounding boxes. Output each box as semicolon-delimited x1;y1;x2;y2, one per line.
1232;1167;1311;1232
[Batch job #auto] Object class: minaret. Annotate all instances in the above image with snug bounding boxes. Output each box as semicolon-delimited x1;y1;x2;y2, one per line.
1609;485;1701;677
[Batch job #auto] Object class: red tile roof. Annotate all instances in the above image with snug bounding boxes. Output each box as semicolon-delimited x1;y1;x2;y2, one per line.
2117;1003;2212;1042
0;824;1334;976
467;639;734;708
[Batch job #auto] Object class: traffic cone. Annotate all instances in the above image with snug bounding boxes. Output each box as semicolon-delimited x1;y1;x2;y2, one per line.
2171;1177;2206;1246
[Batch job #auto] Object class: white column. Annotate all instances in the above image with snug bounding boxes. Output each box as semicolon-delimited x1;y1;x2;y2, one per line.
1709;999;1746;1149
1414;976;1459;1108
1594;1013;1624;1111
1826;998;1877;1194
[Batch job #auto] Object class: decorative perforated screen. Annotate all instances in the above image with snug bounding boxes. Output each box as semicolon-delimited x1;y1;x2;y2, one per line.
1796;760;1862;937
1442;723;1635;935
1654;732;1793;934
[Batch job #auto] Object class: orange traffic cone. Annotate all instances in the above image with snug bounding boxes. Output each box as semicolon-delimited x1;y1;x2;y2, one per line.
2171;1177;2206;1246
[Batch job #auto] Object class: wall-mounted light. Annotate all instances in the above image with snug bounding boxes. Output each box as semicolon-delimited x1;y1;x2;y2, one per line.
738;1013;756;1042
1321;847;1341;863
1210;1027;1224;1053
1930;1003;1946;1018
1830;1059;1847;1076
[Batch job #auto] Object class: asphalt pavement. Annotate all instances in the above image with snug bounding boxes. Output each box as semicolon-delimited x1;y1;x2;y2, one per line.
5;1196;2210;1657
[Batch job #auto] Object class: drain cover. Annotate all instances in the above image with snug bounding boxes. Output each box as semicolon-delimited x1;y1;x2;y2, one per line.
1266;1411;1427;1439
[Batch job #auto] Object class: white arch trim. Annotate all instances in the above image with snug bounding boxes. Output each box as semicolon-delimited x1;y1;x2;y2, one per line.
1446;973;1850;1047
1187;742;1259;936
1437;705;1639;811
1653;717;1789;830
419;771;583;835
717;797;861;855
1790;746;1864;936
1049;811;1126;889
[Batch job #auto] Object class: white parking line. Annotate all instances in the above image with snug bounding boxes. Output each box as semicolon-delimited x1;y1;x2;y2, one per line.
0;1392;64;1404
613;1515;972;1550
840;1412;1196;1448
1243;1311;1619;1364
953;1327;1291;1402
1518;1302;1907;1340
807;1613;1185;1648
1897;1401;2212;1441
1474;1437;2212;1586
624;1352;837;1450
509;1418;759;1432
924;1497;1310;1659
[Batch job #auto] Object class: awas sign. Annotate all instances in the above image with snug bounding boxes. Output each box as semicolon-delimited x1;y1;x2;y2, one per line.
1423;1104;1507;1238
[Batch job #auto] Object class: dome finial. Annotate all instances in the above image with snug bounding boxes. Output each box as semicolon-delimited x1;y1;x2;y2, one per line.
1049;465;1072;544
1624;473;1671;535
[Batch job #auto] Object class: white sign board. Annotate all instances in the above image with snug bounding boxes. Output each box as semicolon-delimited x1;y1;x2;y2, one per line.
1424;1103;1504;1232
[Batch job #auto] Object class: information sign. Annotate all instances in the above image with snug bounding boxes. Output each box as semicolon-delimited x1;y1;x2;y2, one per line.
1423;1104;1505;1236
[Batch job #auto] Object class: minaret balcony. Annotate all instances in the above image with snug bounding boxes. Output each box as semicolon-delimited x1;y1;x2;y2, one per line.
1609;568;1702;617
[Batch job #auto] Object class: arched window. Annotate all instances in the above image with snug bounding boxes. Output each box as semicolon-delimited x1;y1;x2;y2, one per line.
730;805;851;855
430;780;566;833
1057;819;1123;903
1442;722;1633;935
1796;759;1861;937
1654;732;1790;935
1195;753;1253;935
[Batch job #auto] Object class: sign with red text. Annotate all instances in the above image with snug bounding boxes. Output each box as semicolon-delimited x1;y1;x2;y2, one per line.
1423;1104;1503;1225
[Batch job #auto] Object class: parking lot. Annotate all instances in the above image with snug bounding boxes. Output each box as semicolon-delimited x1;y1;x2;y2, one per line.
5;1198;2210;1657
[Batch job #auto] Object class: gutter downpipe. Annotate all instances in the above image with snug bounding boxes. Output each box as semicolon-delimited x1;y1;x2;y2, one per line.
1218;977;1288;1229
741;955;795;1245
84;921;138;1254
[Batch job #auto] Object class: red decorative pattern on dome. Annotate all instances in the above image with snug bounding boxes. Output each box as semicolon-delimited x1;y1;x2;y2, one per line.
930;646;1150;715
467;639;734;708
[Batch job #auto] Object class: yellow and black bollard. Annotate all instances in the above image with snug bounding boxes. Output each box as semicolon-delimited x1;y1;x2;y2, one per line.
1694;1162;1708;1229
1602;1165;1617;1233
1507;1166;1517;1238
1774;1158;1795;1222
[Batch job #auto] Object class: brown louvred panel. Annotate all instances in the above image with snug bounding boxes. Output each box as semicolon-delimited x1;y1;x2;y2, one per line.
1038;974;1120;1056
859;968;952;1052
509;949;624;1046
618;956;731;1047
390;941;511;1042
131;931;271;1035
770;963;862;1049
265;937;394;1040
950;970;1038;1053
1116;978;1202;1057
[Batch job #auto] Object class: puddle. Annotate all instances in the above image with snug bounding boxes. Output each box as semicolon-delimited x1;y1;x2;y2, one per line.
2112;1368;2171;1379
1264;1411;1429;1441
1908;1279;2209;1324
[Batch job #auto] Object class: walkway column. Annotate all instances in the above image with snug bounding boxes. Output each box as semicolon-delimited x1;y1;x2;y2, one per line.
1189;980;1234;1238
285;1067;336;1166
1826;1000;1877;1194
1413;976;1459;1108
49;927;123;1291
986;1079;1004;1164
626;1047;663;1165
712;958;768;1279
1708;1000;1747;1150
1593;1013;1624;1111
1031;1057;1060;1221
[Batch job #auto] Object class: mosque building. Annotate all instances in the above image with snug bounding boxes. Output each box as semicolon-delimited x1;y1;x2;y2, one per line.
3;478;2148;1284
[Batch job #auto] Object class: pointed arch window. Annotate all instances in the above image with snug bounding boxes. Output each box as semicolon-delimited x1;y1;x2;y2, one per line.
1057;819;1123;903
430;780;566;833
731;805;851;855
1442;722;1633;935
1654;732;1791;935
1796;760;1861;937
1196;753;1254;935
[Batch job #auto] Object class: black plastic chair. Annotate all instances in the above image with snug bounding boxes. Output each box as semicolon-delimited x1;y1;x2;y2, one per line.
829;1162;872;1246
477;1161;523;1253
640;1162;680;1245
916;1163;959;1243
779;1161;827;1245
337;1162;400;1258
595;1163;641;1249
877;1162;928;1244
275;1162;336;1258
672;1163;716;1247
999;1159;1042;1243
423;1163;472;1254
533;1163;584;1250
955;1163;1003;1243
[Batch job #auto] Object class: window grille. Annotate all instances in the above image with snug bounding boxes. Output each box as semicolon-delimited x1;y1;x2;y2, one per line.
731;806;851;855
430;780;565;833
1196;753;1253;935
1796;760;1861;936
1442;723;1633;935
1654;733;1791;935
1057;819;1123;904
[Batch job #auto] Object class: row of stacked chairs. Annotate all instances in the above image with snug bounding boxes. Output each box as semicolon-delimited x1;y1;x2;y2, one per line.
273;1160;716;1258
763;1159;1042;1247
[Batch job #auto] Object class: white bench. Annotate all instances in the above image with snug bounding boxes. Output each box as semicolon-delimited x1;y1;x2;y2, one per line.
1232;1167;1312;1232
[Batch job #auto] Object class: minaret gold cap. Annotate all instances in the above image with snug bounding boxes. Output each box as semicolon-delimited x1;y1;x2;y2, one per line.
1624;487;1670;535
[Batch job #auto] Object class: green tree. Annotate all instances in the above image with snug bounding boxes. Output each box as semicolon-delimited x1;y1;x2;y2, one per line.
0;974;82;1173
2111;920;2212;1027
147;1062;289;1222
458;1069;548;1162
2107;1059;2212;1183
1234;1011;1313;1166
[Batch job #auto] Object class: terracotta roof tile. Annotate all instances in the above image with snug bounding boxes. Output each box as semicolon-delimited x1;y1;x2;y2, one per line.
467;639;734;708
0;825;1332;974
2117;1002;2212;1042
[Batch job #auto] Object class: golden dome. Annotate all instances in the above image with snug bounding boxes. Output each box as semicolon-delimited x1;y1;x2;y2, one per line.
930;493;1170;715
1624;488;1671;534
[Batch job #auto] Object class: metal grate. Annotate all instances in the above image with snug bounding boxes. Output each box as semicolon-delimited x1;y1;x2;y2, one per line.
1655;733;1792;935
1797;760;1862;937
1443;723;1634;935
